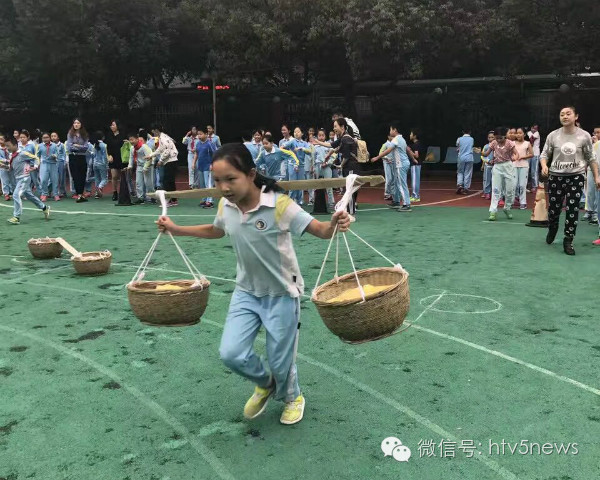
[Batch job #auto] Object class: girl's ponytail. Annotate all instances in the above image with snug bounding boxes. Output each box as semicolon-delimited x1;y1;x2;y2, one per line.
254;172;284;193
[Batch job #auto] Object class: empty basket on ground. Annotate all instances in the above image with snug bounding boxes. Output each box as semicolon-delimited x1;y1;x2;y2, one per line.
28;237;63;259
127;207;210;327
72;251;112;276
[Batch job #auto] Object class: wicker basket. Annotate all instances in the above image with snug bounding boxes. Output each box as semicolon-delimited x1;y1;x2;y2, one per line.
71;251;112;276
28;238;63;259
127;280;211;327
312;267;409;344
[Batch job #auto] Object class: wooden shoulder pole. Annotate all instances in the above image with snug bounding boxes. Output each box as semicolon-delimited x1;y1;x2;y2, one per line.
150;175;385;199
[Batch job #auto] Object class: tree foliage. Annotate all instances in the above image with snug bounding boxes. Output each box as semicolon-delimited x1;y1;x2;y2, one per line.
0;0;597;113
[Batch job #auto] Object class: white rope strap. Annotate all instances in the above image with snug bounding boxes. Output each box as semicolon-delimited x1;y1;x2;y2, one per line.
312;223;339;295
311;174;406;300
128;190;207;287
341;232;366;303
347;229;406;273
129;232;162;284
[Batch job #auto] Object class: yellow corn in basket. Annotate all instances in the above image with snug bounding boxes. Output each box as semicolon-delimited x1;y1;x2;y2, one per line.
312;267;410;343
127;194;209;327
28;237;63;259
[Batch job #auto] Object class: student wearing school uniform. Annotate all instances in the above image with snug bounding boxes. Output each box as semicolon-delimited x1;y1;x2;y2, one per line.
128;131;155;204
370;123;412;212
481;131;495;200
409;128;423;202
312;129;335;207
527;124;541;193
192;128;217;208
5;137;50;225
244;129;263;163
255;134;299;183
513;128;534;209
456;128;474;194
207;124;221;149
146;134;162;190
183;126;199;189
39;132;60;201
0;134;13;201
157;143;351;426
89;131;109;198
148;124;180;207
50;132;67;198
18;130;40;193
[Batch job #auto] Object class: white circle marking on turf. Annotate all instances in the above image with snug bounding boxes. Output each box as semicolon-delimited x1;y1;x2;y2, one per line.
419;293;502;314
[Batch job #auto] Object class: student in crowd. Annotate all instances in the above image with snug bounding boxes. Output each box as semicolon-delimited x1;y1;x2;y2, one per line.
480;131;495;200
540;106;600;255
456;128;474;195
5;137;50;225
90;131;109;199
0;134;13;201
312;129;335;207
207;124;221;148
370;123;411;212
513;128;533;209
192;127;217;208
50;132;68;198
18;130;40;193
482;127;518;221
244;129;264;163
527;124;541;192
255;134;298;182
409;128;423;202
39;132;60;201
183;126;199;189
128;131;155;204
583;125;600;225
148;123;179;207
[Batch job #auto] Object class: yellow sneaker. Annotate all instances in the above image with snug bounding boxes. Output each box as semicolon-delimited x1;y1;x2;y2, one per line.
280;395;305;425
243;384;274;420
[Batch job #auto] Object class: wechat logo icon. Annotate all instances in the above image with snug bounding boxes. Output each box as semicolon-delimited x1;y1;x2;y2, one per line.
381;437;412;462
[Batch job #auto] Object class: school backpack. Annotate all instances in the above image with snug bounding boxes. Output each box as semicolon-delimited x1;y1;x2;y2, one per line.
354;139;369;163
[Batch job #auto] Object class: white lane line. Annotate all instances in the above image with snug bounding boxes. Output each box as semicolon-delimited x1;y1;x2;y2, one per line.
359;191;482;212
0;203;214;218
0;325;236;480
201;318;518;480
6;257;599;399
409;324;600;397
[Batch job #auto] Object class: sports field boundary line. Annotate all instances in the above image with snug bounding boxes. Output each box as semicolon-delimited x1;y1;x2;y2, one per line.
409;324;600;397
1;275;518;479
0;203;215;218
359;191;481;211
201;318;518;480
0;324;236;480
3;259;599;399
